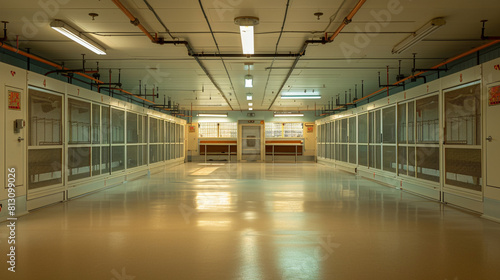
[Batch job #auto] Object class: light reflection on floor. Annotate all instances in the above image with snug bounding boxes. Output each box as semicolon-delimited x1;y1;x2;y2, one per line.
1;162;500;279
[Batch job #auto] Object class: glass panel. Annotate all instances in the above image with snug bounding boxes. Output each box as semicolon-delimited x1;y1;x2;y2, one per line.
199;122;217;138
325;143;330;159
141;116;148;144
170;122;175;142
101;146;110;174
28;89;63;146
127;145;139;168
408;101;415;144
141;145;148;166
398;146;407;175
349;117;356;143
92;147;100;176
150;118;158;143
445;148;481;191
349;145;356;164
220;122;237;138
102;106;110;144
284;123;303;137
408;146;416;177
383;146;396;173
68;98;91;144
341;119;348;143
326;122;331;142
92;104;100;144
111;146;125;172
369;110;381;143
358;145;368;167
68;147;91;181
416;95;439;144
176;124;181;143
416;147;439;182
444;84;481;145
28;149;62;189
150;144;159;164
159;120;165;143
341;144;348;162
382;106;396;144
369;145;381;169
127;112;139;144
358;113;368;143
397;104;406;143
111;108;125;144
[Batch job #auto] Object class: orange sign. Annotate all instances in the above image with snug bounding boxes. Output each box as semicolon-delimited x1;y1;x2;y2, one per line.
489;85;500;106
8;91;21;110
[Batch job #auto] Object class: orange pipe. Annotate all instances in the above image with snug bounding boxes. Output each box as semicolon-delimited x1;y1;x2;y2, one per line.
115;88;155;104
0;41;164;103
337;39;500;107
111;0;156;43
327;0;366;42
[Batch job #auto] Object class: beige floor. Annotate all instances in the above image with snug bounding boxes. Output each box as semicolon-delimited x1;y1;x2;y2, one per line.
2;162;500;279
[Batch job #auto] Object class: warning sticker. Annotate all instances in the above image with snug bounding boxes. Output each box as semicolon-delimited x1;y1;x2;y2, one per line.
489;85;500;106
8;91;21;110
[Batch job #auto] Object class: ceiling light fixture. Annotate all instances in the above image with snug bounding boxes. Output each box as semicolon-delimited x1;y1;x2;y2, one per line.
197;113;228;117
280;95;321;99
274;113;304;117
248;103;253;106
246;93;253;100
50;20;106;55
392;17;446;54
245;74;253;88
249;108;253;111
234;16;259;55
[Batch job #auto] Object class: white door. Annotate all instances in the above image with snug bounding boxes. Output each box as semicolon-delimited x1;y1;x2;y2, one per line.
486;83;500;188
5;86;26;189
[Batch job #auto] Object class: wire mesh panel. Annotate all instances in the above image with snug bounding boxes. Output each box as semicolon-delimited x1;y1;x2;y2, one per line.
444;83;482;192
28;89;63;190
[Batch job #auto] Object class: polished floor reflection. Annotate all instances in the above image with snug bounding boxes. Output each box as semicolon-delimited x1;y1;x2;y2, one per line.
2;163;500;279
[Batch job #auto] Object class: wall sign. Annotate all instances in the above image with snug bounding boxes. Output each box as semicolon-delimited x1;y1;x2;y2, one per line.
188;125;196;133
488;85;500;106
8;90;21;110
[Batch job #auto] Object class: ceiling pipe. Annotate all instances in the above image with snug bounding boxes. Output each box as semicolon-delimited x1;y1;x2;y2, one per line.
267;0;367;110
111;0;157;43
326;0;366;42
111;0;234;110
0;40;157;104
329;39;500;111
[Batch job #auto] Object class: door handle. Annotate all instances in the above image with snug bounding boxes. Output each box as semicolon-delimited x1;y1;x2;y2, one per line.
17;137;24;142
486;136;493;142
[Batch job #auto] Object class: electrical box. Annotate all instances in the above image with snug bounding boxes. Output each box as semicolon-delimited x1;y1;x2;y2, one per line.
14;119;25;133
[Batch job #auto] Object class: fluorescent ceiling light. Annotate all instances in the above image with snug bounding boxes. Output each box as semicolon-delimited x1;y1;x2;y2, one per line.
235;17;259;55
246;93;253;100
280;95;321;99
197;113;228;117
240;26;254;54
245;74;253;88
249;108;253;111
50;20;106;55
392;18;446;54
281;91;320;96
248;102;253;106
274;113;304;117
